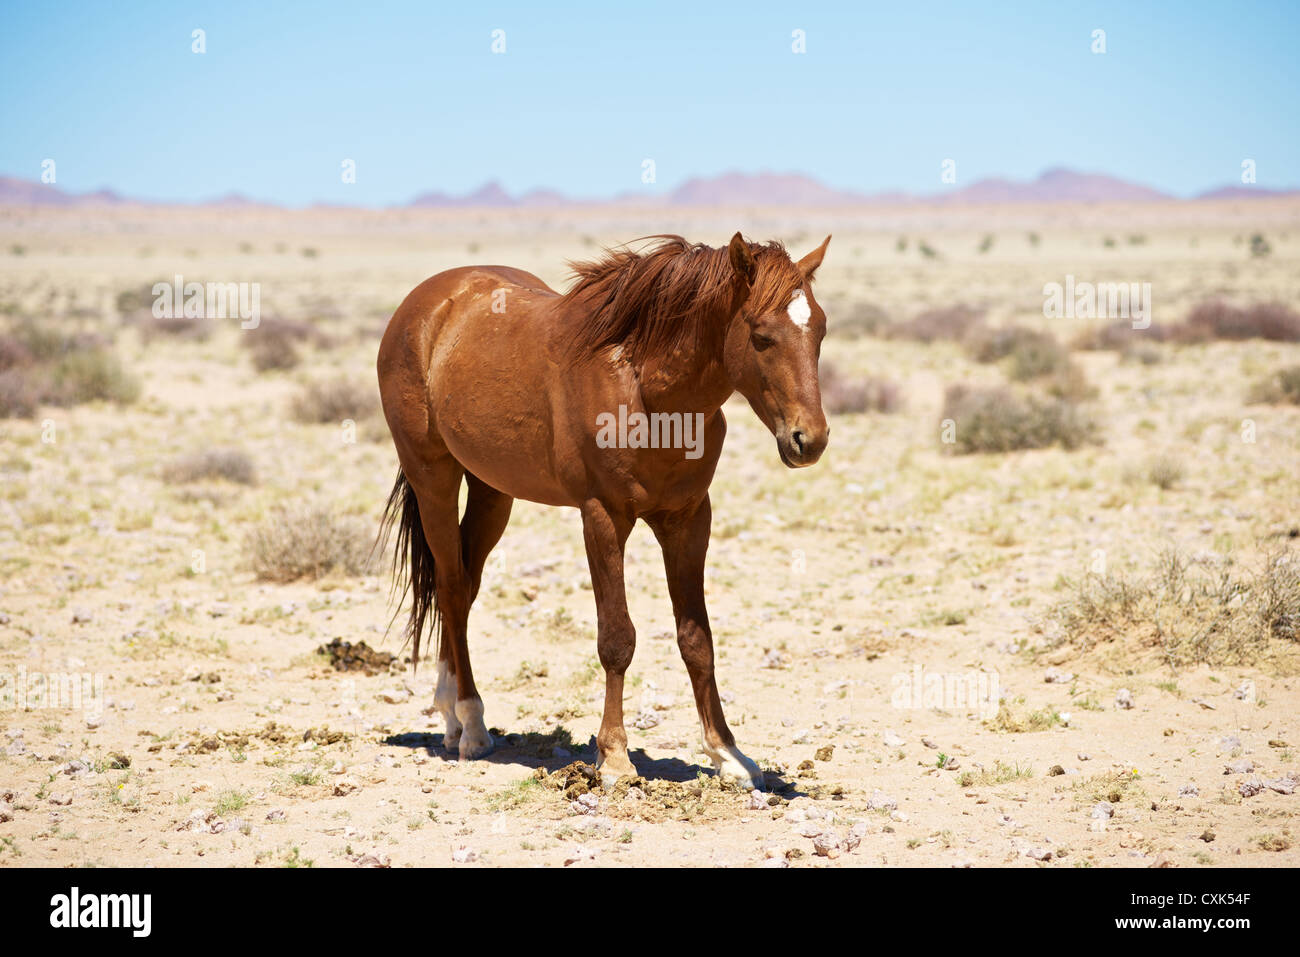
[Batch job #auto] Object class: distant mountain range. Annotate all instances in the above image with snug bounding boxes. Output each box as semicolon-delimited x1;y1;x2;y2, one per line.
3;168;1296;209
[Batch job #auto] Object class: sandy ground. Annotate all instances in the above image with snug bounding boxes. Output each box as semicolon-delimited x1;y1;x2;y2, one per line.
0;200;1298;867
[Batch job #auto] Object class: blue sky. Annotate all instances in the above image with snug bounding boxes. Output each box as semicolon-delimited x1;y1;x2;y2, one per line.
1;0;1296;205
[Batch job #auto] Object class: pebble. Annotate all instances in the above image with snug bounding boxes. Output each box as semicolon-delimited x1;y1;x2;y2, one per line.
332;778;359;796
265;809;286;821
882;730;904;748
1179;784;1199;797
1026;847;1052;861
747;790;767;811
0;802;13;822
1115;689;1134;710
451;846;479;863
1044;668;1074;684
1223;759;1253;775
1090;802;1114;819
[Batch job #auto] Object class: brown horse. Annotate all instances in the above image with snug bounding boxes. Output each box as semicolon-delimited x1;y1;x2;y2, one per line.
376;232;830;789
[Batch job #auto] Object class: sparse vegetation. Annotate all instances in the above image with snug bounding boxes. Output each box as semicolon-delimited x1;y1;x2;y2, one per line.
244;501;373;582
1053;549;1300;668
1247;366;1300;405
941;384;1097;454
289;376;378;424
819;360;901;414
162;448;257;485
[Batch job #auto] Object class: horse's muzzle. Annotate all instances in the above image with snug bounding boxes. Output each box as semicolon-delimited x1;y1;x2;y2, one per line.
778;425;828;468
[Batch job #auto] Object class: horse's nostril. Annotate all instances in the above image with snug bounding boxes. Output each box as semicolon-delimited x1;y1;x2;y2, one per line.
791;430;806;454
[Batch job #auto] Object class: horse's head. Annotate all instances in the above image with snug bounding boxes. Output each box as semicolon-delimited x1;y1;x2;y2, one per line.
723;233;831;468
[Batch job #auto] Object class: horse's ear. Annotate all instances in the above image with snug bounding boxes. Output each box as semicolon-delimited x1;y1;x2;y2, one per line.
728;232;756;286
797;235;832;281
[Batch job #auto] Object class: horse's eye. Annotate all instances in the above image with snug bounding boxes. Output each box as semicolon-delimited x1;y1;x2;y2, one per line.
750;331;775;350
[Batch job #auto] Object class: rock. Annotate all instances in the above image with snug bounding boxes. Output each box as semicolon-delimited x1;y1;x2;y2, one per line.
867;789;897;811
71;609;92;624
747;790;767;811
1026;846;1052;861
921;737;938;749
812;834;841;858
1115;688;1134;710
451;846;479;863
793;821;824;839
1179;784;1200;797
1090;802;1114;819
1048;765;1065;776
760;856;789;868
84;716;102;730
1220;735;1241;750
889;809;909;823
1199;830;1215;842
882;730;904;748
761;648;785;669
0;802;13;822
843;822;869;851
48;793;73;806
350;852;391;868
570;792;599;815
1223;759;1254;775
1266;774;1297;796
265;808;286;821
376;689;411;704
815;745;834;762
1238;778;1265;798
332;778;359;796
632;710;661;730
1044;668;1074;684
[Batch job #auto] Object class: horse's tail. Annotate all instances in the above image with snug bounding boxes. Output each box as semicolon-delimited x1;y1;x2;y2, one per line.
375;469;439;671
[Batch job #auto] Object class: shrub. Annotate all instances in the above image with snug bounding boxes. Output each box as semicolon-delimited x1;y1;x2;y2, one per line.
162;448;257;485
47;349;141;405
940;384;1096;454
1052;549;1300;668
0;333;34;371
290;377;378;424
1174;300;1300;343
0;368;40;418
1146;454;1184;490
886;305;985;343
831;302;890;339
138;315;212;343
245;501;373;582
819;361;901;414
1247;366;1300;405
1073;321;1171;350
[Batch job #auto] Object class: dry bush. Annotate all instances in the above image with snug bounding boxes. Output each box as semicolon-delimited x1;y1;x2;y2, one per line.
245;501;374;582
884;304;985;343
47;349;141;405
1073;320;1172;351
1247;366;1300;405
941;384;1097;454
0;368;40;418
1146;454;1185;490
290;377;379;424
831;302;890;339
1053;549;1300;668
137;315;212;343
0;333;34;371
819;360;902;414
162;448;257;485
1173;300;1300;343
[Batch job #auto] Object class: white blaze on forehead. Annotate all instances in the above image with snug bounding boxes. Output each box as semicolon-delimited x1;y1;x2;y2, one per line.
786;288;811;327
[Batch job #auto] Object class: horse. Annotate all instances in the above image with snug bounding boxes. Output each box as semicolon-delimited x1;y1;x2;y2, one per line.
376;232;830;789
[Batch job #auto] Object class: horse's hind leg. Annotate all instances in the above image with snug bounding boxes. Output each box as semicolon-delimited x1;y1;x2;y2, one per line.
399;453;494;760
435;474;513;750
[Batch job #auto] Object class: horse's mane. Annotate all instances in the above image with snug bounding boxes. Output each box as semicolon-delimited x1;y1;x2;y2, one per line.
562;235;803;363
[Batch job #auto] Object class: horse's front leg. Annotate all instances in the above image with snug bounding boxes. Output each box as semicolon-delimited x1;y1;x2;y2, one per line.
648;494;764;790
579;499;637;784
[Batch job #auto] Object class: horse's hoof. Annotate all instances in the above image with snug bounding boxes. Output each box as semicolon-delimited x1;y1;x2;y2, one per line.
455;697;492;760
706;742;765;791
596;751;638;786
442;719;462;752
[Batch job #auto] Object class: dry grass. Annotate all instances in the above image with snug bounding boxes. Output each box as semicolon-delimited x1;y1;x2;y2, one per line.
1052;549;1300;669
941;384;1097;454
0;322;139;414
244;501;374;582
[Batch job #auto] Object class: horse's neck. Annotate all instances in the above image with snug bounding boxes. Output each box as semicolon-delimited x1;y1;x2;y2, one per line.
636;337;733;416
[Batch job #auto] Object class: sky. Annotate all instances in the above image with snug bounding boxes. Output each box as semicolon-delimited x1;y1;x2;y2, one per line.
1;0;1297;206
